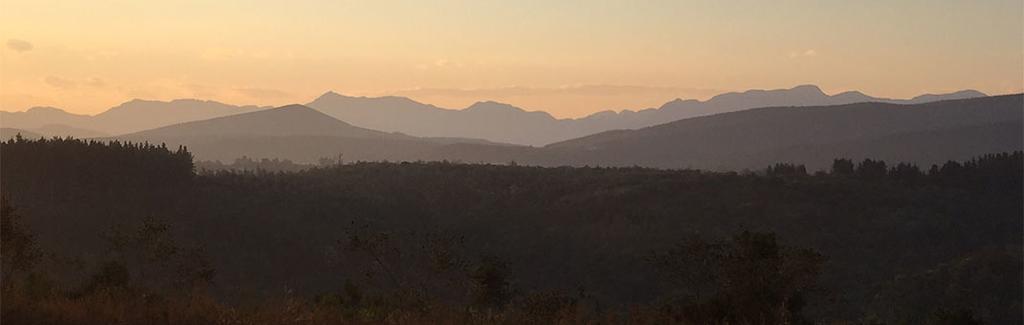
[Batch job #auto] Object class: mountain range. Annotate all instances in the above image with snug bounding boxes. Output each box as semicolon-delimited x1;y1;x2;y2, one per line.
3;84;1016;170
308;85;986;145
1;99;267;138
94;94;1021;171
111;105;501;163
2;85;986;146
534;94;1022;170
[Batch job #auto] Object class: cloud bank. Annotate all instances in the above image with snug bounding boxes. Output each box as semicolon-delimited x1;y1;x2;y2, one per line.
6;39;33;52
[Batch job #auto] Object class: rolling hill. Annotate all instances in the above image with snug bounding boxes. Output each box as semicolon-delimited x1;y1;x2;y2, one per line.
537;94;1023;170
120;104;400;139
113;104;509;163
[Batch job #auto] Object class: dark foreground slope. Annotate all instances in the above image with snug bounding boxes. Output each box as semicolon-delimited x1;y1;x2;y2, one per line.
2;138;1021;324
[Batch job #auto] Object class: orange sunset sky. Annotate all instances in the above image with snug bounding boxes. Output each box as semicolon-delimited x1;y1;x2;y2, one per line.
1;0;1022;118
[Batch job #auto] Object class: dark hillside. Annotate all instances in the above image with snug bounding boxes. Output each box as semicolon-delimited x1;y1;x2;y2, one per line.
2;138;1020;323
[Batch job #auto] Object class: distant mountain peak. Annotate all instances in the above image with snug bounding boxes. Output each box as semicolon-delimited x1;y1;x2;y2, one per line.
835;90;868;97
315;90;350;100
832;90;875;102
719;84;826;98
309;91;432;112
113;98;174;108
117;98;222;107
119;103;397;139
658;98;699;109
707;84;823;103
466;101;525;112
791;84;825;93
26;106;69;114
123;98;157;105
257;104;346;122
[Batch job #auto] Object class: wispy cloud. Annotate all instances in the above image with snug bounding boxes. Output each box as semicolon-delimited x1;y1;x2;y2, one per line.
199;47;295;62
788;49;818;59
415;58;466;70
42;76;106;90
6;39;33;52
85;77;106;88
44;76;76;89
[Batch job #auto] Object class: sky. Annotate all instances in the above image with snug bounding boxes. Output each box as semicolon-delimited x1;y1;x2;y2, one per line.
1;0;1021;118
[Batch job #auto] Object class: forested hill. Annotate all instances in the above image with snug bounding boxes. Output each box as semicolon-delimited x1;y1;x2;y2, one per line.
2;137;1021;324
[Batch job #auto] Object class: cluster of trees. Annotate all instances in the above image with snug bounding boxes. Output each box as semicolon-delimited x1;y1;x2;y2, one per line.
195;156;312;173
0;135;194;206
1;137;1020;324
0;136;194;258
768;152;1022;187
194;154;352;173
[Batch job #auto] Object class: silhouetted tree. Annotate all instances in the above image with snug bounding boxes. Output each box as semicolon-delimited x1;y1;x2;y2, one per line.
856;159;888;179
831;158;855;176
889;162;923;185
767;163;807;177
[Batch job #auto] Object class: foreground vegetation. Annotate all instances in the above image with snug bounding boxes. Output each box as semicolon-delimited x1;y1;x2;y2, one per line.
2;137;1021;324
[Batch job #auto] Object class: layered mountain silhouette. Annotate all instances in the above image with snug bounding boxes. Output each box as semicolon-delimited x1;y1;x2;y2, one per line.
121;104;399;139
2;85;985;145
111;105;500;163
532;94;1022;170
307;85;987;145
33;124;109;138
306;93;569;145
0;123;107;139
1;99;267;137
105;94;1021;171
591;86;988;132
0;107;95;135
92;99;268;134
1;128;44;140
4;84;1012;169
